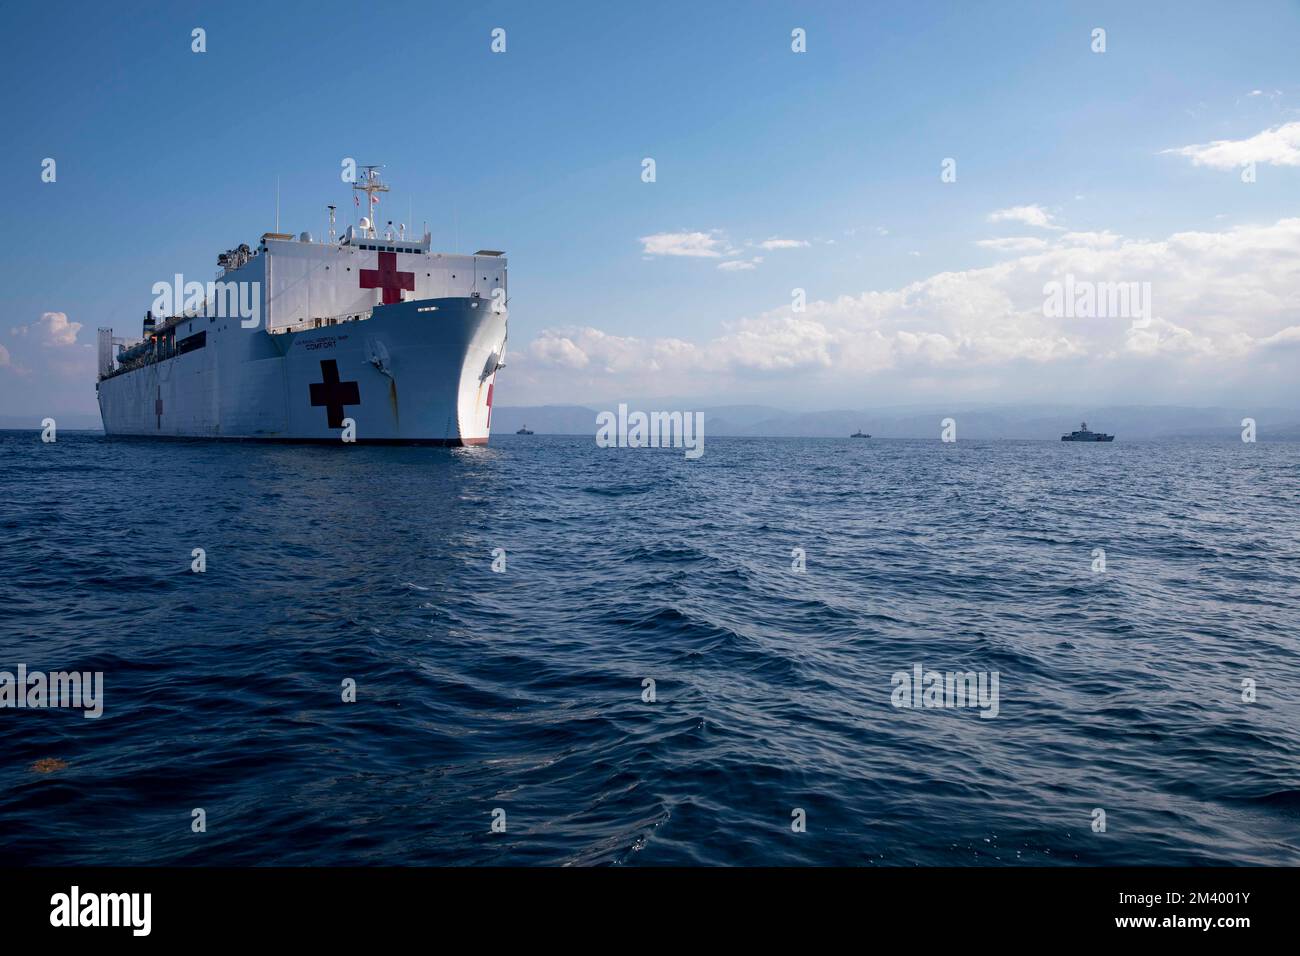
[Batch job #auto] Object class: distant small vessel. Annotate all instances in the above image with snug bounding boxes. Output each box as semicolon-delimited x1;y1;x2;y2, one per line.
1061;421;1113;442
851;429;870;438
516;425;534;435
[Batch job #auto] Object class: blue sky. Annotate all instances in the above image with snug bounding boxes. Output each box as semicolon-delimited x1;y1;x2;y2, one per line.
2;0;1298;416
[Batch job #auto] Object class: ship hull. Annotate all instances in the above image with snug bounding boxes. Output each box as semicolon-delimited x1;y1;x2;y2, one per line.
97;297;506;445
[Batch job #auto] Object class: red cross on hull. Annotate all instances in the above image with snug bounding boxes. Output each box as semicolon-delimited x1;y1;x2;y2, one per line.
360;251;416;305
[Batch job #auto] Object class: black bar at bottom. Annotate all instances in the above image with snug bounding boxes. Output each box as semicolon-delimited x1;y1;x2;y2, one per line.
0;866;1287;941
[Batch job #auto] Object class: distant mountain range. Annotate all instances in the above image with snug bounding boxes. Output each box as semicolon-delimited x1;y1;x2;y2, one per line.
7;404;1298;440
492;404;1300;441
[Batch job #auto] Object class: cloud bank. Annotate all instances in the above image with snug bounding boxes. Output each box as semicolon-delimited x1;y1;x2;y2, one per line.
513;216;1300;407
1164;122;1300;169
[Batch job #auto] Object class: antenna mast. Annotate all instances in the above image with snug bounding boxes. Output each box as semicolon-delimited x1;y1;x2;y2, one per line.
352;165;389;238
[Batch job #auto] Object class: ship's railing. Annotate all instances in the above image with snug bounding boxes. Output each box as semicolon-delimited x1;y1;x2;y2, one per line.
268;310;373;335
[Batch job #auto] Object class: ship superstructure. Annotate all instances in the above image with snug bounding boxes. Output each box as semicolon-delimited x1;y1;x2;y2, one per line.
1061;422;1114;442
97;168;508;445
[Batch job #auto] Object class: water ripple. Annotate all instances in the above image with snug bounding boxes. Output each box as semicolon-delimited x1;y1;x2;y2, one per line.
1;431;1298;865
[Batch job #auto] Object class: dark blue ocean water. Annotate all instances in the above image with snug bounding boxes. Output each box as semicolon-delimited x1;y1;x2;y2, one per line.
2;431;1298;866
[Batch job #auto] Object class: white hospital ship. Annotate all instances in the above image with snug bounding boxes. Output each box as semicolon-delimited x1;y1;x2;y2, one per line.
96;168;508;445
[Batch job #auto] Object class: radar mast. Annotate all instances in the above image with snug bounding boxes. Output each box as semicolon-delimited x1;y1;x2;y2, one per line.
352;165;390;238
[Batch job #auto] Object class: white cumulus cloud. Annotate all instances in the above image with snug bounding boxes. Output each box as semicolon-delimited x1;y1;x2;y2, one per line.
21;312;84;347
976;237;1049;254
640;231;732;258
1163;122;1300;169
987;205;1062;230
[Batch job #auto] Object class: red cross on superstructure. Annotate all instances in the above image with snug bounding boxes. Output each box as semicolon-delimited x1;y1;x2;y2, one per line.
360;250;416;305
